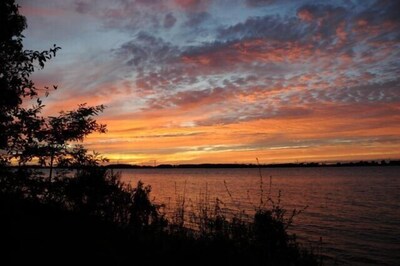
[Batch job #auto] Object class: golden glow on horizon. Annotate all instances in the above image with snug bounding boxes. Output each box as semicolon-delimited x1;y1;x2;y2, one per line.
82;110;400;164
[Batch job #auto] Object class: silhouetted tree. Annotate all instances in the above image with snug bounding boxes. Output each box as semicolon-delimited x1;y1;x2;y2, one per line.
20;104;107;180
0;0;106;177
0;0;59;154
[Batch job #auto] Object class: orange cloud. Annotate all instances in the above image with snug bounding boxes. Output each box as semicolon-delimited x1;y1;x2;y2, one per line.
336;22;347;43
78;99;400;165
297;9;313;22
174;0;210;11
20;6;66;16
182;39;315;69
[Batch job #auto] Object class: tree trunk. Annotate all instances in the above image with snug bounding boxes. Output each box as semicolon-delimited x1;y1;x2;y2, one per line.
48;148;54;182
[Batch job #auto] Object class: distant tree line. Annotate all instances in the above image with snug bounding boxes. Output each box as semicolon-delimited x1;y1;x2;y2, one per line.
104;160;400;169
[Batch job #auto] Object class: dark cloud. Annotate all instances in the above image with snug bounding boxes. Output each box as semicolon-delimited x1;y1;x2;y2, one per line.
297;4;348;37
115;32;180;68
297;4;348;21
218;15;306;42
192;77;400;126
72;0;167;33
164;13;177;28
245;0;276;7
321;79;400;104
135;0;164;6
274;79;400;107
74;0;92;14
184;11;210;27
145;87;234;110
356;0;400;24
195;105;313;126
354;0;400;42
218;4;352;52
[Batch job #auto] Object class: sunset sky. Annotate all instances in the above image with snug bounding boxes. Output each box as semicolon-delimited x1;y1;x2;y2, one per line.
17;0;400;165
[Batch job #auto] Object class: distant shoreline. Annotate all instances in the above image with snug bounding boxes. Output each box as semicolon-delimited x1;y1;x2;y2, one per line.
8;160;400;169
106;160;400;168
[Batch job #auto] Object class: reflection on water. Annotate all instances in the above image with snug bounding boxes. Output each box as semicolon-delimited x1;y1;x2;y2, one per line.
118;166;400;266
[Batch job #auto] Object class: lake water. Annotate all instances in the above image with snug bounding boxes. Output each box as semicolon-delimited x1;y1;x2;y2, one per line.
116;166;400;266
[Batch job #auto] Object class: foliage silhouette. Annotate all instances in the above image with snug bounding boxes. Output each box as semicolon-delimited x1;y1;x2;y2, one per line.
0;0;59;152
0;167;321;265
25;104;107;180
0;0;106;180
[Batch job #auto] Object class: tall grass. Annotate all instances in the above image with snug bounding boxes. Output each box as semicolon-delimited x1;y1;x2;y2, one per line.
0;166;322;265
